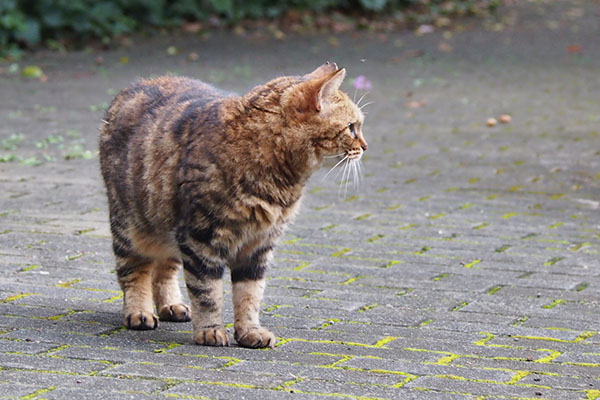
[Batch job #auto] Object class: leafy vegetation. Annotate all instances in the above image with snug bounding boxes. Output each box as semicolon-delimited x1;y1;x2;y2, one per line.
1;0;500;57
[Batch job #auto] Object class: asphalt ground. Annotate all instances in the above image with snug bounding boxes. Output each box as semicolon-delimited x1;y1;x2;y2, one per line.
1;1;599;399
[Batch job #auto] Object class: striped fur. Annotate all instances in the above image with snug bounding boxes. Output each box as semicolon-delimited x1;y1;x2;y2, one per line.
99;63;367;348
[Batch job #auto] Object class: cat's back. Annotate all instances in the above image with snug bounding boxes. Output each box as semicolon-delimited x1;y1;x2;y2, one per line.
101;76;230;139
99;75;232;185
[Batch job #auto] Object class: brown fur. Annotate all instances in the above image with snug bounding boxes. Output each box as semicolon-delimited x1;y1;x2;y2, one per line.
99;63;367;348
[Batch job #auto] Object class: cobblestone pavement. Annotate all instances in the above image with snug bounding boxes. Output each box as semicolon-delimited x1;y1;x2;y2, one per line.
1;1;599;399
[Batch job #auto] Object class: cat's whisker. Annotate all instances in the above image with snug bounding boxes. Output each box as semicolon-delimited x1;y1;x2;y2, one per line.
337;166;344;196
323;152;345;159
346;159;358;198
356;91;369;107
354;160;360;190
334;156;350;180
351;160;358;192
353;86;358;102
356;160;364;183
343;158;351;187
344;162;352;198
341;170;347;198
338;158;351;197
322;155;348;181
359;101;374;110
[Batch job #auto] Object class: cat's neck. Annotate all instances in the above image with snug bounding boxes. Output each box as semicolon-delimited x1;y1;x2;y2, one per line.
220;96;320;207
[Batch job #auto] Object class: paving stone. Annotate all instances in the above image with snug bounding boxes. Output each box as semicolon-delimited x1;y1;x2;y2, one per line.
405;375;583;399
42;388;161;400
458;357;600;380
53;346;229;369
0;369;166;393
289;378;470;399
0;382;40;398
0;353;112;375
517;372;600;392
168;343;341;367
100;363;289;388
0;338;57;354
226;360;406;386
163;382;324;399
1;328;168;352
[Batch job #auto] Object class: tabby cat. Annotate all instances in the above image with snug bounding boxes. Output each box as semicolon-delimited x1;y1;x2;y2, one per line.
99;62;367;348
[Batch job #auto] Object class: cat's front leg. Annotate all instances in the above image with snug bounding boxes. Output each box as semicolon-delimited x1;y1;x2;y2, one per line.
231;245;276;348
178;233;229;346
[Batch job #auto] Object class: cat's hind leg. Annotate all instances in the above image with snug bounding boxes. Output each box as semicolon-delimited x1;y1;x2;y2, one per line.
110;212;158;329
152;258;191;322
115;253;158;330
112;217;182;330
177;229;229;346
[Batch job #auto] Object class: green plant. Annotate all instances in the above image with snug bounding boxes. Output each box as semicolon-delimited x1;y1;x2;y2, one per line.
0;0;502;58
1;132;25;150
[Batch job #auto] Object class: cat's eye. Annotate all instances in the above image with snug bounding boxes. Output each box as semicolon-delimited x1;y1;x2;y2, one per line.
348;123;357;139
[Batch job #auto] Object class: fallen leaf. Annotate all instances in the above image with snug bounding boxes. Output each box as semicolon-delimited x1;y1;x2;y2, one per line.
438;41;453;53
284;9;302;24
567;44;583;54
390;49;424;63
490;23;505;32
22;65;43;79
406;100;426;109
8;63;20;74
183;22;204;33
332;20;354;33
416;24;434;35
435;17;451;28
120;37;134;47
233;25;246;36
567;7;584;19
499;114;512;124
487;117;498;127
272;29;285;40
415;24;435;36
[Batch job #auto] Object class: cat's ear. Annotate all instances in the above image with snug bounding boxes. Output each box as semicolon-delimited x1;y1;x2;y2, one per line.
315;68;346;111
287;67;346;116
304;62;338;80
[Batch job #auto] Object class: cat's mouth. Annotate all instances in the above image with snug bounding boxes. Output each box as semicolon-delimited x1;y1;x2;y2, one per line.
346;149;363;160
322;148;364;196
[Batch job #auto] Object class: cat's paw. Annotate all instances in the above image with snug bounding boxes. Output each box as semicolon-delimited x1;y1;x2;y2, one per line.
158;303;191;322
125;311;159;330
235;326;276;349
194;326;230;346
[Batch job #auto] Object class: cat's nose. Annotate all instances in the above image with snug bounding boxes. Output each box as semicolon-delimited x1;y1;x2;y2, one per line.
360;139;368;151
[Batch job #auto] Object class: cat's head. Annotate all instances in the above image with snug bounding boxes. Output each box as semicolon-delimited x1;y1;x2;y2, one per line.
279;63;368;163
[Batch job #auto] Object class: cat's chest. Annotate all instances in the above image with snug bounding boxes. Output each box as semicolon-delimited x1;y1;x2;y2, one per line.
239;196;301;230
